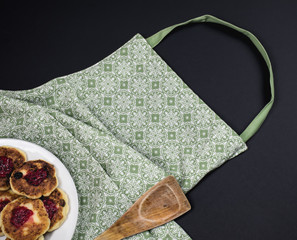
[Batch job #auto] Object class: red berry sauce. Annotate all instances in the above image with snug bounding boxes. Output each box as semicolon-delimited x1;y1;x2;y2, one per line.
0;156;14;178
0;199;10;212
10;206;33;228
24;168;48;186
42;198;57;220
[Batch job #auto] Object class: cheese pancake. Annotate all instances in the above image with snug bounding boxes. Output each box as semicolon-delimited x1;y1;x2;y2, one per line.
0;198;50;240
0;190;20;236
10;160;58;199
0;146;27;191
41;188;69;232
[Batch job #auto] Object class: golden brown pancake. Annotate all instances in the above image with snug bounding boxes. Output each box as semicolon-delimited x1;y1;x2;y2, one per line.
0;190;21;236
5;236;44;240
0;198;50;240
10;160;58;199
41;188;69;232
0;146;27;191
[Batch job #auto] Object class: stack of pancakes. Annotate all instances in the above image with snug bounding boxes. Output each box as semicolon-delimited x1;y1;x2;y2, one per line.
0;146;69;240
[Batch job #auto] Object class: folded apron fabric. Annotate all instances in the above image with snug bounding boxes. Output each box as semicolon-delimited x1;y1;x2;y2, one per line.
0;14;274;239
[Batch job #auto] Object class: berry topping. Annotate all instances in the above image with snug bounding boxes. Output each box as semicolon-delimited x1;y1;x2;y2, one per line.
24;168;48;186
59;199;65;207
0;156;14;178
0;199;10;212
14;171;23;179
42;198;58;220
10;206;33;228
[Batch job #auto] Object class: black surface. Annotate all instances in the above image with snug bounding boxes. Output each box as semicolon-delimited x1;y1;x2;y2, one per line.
1;1;296;239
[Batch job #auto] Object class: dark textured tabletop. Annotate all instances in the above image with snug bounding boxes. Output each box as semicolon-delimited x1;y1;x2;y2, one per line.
1;1;296;239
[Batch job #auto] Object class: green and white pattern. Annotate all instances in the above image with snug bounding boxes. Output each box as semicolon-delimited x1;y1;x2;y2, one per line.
0;32;247;239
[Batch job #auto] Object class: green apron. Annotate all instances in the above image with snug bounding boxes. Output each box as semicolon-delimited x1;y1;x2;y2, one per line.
0;15;274;239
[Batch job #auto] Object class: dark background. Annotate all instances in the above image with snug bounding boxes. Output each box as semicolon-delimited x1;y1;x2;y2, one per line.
1;1;296;239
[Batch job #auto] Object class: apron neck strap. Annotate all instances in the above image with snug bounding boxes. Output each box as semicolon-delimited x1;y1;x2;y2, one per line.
146;14;275;143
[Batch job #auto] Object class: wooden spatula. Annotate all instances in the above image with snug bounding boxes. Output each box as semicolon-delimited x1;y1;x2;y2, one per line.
94;175;191;240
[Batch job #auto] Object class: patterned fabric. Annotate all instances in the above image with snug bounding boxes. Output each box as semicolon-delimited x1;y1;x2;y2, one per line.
0;33;247;239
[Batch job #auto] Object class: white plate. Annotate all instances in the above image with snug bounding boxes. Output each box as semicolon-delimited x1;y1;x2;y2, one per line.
0;138;78;240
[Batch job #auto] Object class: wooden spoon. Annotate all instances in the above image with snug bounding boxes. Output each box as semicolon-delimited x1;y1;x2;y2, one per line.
94;175;191;240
